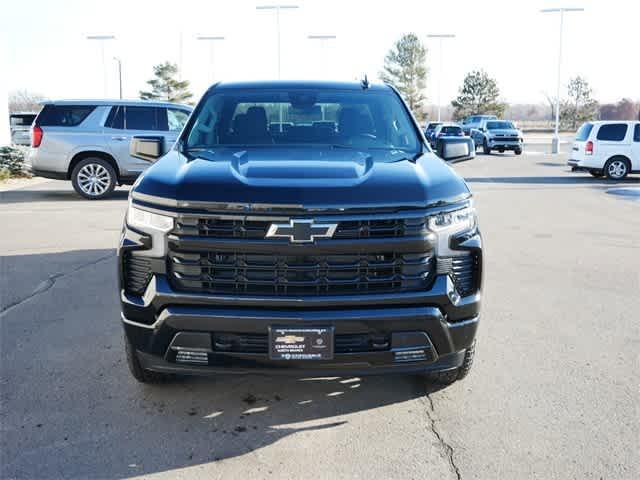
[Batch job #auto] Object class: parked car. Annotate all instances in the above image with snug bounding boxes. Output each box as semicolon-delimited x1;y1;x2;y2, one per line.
25;100;192;199
10;112;38;146
119;80;483;386
471;119;523;155
433;123;464;147
568;121;640;180
461;114;497;136
424;121;443;146
432;124;475;163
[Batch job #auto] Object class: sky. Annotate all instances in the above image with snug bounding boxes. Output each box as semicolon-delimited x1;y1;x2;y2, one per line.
2;0;639;106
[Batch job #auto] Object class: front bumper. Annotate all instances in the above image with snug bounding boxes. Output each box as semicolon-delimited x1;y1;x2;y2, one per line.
488;139;522;150
119;224;482;376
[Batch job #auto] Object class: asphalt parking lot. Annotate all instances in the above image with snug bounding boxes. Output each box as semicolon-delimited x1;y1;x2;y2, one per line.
1;151;638;479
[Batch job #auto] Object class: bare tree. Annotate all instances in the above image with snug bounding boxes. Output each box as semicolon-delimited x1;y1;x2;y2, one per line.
542;92;557;122
9;90;45;113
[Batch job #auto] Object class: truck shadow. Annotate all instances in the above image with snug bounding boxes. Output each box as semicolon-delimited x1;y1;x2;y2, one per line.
464;175;640;186
1;248;449;479
0;186;130;204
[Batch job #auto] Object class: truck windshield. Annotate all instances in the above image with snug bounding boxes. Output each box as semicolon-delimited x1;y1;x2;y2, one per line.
486;121;514;130
185;89;420;155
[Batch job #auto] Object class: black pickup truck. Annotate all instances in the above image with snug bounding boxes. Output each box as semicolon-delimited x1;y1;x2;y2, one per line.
118;81;482;387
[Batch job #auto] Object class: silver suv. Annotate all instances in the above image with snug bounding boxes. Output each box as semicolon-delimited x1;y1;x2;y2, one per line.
26;100;192;199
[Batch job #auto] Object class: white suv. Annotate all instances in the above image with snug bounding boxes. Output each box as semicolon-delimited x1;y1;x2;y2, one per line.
568;121;640;180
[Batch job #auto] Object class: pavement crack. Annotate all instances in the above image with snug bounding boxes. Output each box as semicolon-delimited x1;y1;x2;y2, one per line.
424;393;462;480
0;252;116;318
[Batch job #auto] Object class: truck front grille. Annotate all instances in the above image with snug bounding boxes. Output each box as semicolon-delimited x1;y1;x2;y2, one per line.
174;216;427;240
492;136;519;142
169;250;434;296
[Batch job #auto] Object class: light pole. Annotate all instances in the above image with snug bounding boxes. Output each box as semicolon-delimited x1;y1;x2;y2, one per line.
540;7;584;153
308;35;336;79
196;35;226;83
86;35;115;97
256;5;299;79
113;57;122;99
426;34;455;122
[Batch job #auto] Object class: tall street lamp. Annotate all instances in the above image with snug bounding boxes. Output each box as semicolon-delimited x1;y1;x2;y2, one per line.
86;35;116;97
113;57;122;99
196;35;226;83
426;34;455;122
256;5;299;79
540;7;584;154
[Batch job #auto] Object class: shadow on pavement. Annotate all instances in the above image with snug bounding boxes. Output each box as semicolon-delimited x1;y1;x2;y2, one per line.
0;188;130;204
536;161;566;167
1;248;448;479
464;175;640;185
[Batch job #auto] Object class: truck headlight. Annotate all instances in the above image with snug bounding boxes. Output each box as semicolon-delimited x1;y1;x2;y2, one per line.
125;204;174;257
428;205;477;257
428;206;476;235
127;205;174;233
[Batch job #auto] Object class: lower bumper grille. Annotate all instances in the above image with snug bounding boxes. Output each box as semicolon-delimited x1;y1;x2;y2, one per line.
169;250;434;296
212;333;390;355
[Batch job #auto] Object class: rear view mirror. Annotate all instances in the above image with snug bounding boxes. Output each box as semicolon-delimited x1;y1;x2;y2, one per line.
130;136;164;162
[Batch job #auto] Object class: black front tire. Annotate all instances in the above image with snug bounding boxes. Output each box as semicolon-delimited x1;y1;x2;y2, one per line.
604;157;630;180
514;148;522;155
124;334;174;384
424;340;476;385
71;158;117;200
482;140;491;155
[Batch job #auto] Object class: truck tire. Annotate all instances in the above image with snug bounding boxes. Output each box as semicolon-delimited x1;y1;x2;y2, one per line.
482;140;491;155
514;147;522;155
71;158;117;200
604;157;630;180
424;340;476;385
124;334;174;384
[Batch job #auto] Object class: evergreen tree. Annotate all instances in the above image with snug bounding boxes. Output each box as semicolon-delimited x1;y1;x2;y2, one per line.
379;34;427;116
451;70;505;120
139;62;193;104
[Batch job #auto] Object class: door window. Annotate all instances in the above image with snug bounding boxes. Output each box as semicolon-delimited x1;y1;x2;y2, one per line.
167;108;190;132
105;106;124;129
634;124;640;142
125;106;163;131
596;123;628;141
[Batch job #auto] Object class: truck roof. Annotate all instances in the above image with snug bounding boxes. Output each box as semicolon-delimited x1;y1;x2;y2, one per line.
41;99;192;109
212;80;391;92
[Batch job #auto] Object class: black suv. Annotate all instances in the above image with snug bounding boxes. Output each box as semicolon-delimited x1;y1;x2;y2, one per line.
119;81;482;386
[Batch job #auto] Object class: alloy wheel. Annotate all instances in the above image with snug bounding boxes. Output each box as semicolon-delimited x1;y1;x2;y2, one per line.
77;163;112;196
607;160;628;179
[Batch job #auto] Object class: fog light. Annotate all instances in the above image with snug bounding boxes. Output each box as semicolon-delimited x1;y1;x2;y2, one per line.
175;350;209;365
394;349;428;363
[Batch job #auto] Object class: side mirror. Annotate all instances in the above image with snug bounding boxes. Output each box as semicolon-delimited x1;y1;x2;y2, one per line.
130;136;164;162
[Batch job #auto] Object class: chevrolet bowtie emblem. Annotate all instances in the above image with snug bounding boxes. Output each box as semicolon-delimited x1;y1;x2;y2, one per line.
266;219;337;243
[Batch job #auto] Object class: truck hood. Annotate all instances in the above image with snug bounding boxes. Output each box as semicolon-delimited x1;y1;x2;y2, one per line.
133;147;471;210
